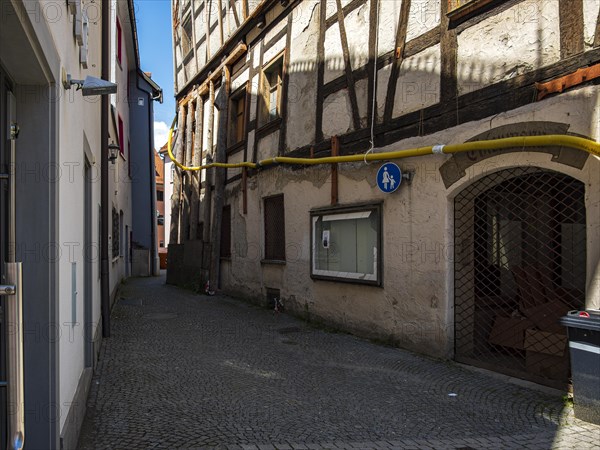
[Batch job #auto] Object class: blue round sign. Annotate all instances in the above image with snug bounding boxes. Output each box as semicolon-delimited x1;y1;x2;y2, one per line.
377;162;401;193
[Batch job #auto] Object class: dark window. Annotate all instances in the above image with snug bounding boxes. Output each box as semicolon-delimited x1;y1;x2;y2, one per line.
157;190;164;201
118;115;124;157
119;210;124;257
228;87;247;147
116;18;122;66
112;208;119;258
128;140;131;177
264;194;285;261
259;55;283;127
160;241;165;247
220;205;231;258
181;15;193;56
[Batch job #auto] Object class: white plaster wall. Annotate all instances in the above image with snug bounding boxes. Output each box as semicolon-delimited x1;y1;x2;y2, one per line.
249;73;260;122
227;150;245;180
322;89;353;137
286;0;320;150
406;0;440;41
263;35;287;65
256;130;280;161
265;15;288;43
583;0;600;49
45;0;104;431
324;22;344;84
231;67;249;91
377;0;403;57
344;3;370;71
457;0;560;94
392;44;440;118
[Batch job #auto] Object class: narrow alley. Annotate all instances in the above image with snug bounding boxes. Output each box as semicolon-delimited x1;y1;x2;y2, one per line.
77;276;600;449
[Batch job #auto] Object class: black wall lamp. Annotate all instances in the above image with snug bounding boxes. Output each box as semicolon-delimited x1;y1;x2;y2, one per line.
108;141;120;164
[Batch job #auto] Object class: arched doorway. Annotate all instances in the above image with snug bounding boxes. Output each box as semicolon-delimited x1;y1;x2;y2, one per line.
454;167;586;387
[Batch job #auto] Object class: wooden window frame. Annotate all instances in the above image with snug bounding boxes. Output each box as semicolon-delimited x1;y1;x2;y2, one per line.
258;53;284;129
181;14;193;58
263;194;285;263
228;84;248;150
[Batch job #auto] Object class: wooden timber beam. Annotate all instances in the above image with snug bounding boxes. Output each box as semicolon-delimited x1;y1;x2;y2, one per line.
536;62;600;101
331;136;339;206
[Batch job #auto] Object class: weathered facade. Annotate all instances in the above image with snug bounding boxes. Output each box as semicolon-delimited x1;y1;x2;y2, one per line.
169;0;600;388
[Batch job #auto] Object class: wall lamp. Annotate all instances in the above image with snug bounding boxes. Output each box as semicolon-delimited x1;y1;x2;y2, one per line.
108;142;120;164
63;73;118;96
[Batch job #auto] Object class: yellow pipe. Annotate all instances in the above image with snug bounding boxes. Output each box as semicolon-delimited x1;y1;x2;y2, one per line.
167;116;600;172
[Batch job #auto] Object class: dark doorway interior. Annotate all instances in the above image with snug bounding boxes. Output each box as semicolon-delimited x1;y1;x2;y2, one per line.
454;167;586;388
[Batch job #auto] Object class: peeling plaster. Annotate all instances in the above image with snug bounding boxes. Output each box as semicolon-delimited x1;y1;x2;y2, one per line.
323;88;353;137
457;0;560;94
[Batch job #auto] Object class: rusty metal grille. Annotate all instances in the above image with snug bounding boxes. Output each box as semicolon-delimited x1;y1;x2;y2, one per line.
264;194;285;261
454;167;586;387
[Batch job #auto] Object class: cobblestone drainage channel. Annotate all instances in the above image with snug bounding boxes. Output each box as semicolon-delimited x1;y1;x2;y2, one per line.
142;312;178;320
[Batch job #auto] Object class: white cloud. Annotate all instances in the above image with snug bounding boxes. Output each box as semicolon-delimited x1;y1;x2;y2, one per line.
154;121;169;151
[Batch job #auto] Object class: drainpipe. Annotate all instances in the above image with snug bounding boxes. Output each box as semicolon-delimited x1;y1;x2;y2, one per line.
101;0;110;337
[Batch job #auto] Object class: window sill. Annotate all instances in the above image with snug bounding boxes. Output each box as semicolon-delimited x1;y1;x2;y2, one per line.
311;274;381;287
261;259;286;265
256;117;282;138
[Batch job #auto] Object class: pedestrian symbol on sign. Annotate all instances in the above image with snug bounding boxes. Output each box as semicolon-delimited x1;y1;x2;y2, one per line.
377;163;401;193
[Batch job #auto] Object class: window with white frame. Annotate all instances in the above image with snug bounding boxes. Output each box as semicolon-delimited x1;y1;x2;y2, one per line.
311;203;382;285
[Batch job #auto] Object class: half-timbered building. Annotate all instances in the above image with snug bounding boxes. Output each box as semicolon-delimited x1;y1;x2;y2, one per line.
168;0;600;388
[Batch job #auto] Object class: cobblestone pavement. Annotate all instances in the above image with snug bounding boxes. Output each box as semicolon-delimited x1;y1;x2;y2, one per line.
78;275;600;449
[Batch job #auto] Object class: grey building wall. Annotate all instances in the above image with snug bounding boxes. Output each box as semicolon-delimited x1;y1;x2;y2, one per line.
129;71;159;275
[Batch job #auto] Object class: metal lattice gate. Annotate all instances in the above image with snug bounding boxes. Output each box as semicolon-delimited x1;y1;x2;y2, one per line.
454;167;586;388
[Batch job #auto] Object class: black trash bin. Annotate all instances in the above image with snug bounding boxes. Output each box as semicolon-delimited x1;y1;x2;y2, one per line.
560;310;600;425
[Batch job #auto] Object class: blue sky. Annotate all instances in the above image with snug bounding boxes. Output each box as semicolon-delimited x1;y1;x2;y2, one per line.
134;0;175;150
